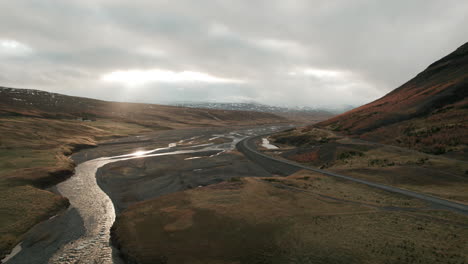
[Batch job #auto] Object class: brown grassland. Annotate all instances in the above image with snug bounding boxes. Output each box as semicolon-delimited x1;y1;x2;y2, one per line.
0;117;153;257
270;127;468;204
112;174;467;264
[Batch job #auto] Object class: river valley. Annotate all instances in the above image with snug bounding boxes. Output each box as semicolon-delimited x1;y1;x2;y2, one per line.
4;125;287;264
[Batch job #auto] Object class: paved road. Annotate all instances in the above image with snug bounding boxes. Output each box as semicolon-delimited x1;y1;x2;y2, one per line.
237;134;468;215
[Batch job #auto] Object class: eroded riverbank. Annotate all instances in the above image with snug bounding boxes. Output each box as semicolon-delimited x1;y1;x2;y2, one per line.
4;125;287;264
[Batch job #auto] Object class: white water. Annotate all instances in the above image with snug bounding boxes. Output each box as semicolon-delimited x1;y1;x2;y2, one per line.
261;138;279;149
1;243;22;263
185;156;202;160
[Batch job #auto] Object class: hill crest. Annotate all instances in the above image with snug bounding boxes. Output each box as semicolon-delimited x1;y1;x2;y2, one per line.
0;86;285;128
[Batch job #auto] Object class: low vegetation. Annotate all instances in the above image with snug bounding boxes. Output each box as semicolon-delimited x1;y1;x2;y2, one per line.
270;128;468;204
112;174;467;264
273;127;337;146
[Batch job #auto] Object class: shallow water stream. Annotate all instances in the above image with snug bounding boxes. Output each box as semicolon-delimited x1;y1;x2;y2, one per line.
5;125;286;264
50;142;227;263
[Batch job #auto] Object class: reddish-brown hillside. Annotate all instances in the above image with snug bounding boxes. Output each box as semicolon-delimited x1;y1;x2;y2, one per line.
316;42;468;157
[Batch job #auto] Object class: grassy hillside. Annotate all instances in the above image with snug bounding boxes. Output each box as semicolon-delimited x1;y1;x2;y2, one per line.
316;42;468;158
0;87;285;258
113;175;467;264
0;87;284;129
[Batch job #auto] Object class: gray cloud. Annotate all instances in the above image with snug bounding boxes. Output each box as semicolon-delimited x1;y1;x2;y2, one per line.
0;0;467;108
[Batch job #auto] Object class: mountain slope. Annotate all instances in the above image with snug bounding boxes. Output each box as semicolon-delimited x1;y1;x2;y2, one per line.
316;42;468;158
0;87;285;128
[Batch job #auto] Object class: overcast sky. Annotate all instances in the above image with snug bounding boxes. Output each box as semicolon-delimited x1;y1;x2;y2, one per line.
1;0;467;108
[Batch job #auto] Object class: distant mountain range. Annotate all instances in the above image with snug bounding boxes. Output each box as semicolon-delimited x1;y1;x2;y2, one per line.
316;42;468;159
169;102;351;123
170;101;353;114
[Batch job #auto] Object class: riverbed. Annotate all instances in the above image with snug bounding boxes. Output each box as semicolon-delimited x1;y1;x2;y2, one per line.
5;125;286;264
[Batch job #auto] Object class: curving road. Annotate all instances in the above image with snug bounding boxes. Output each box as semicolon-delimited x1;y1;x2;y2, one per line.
237;134;468;215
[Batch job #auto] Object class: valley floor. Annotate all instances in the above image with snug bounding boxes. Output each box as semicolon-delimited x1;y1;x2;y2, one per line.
110;127;467;264
2;125;286;263
2;122;467;264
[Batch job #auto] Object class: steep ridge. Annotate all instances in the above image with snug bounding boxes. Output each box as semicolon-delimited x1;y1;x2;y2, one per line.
316;42;468;158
